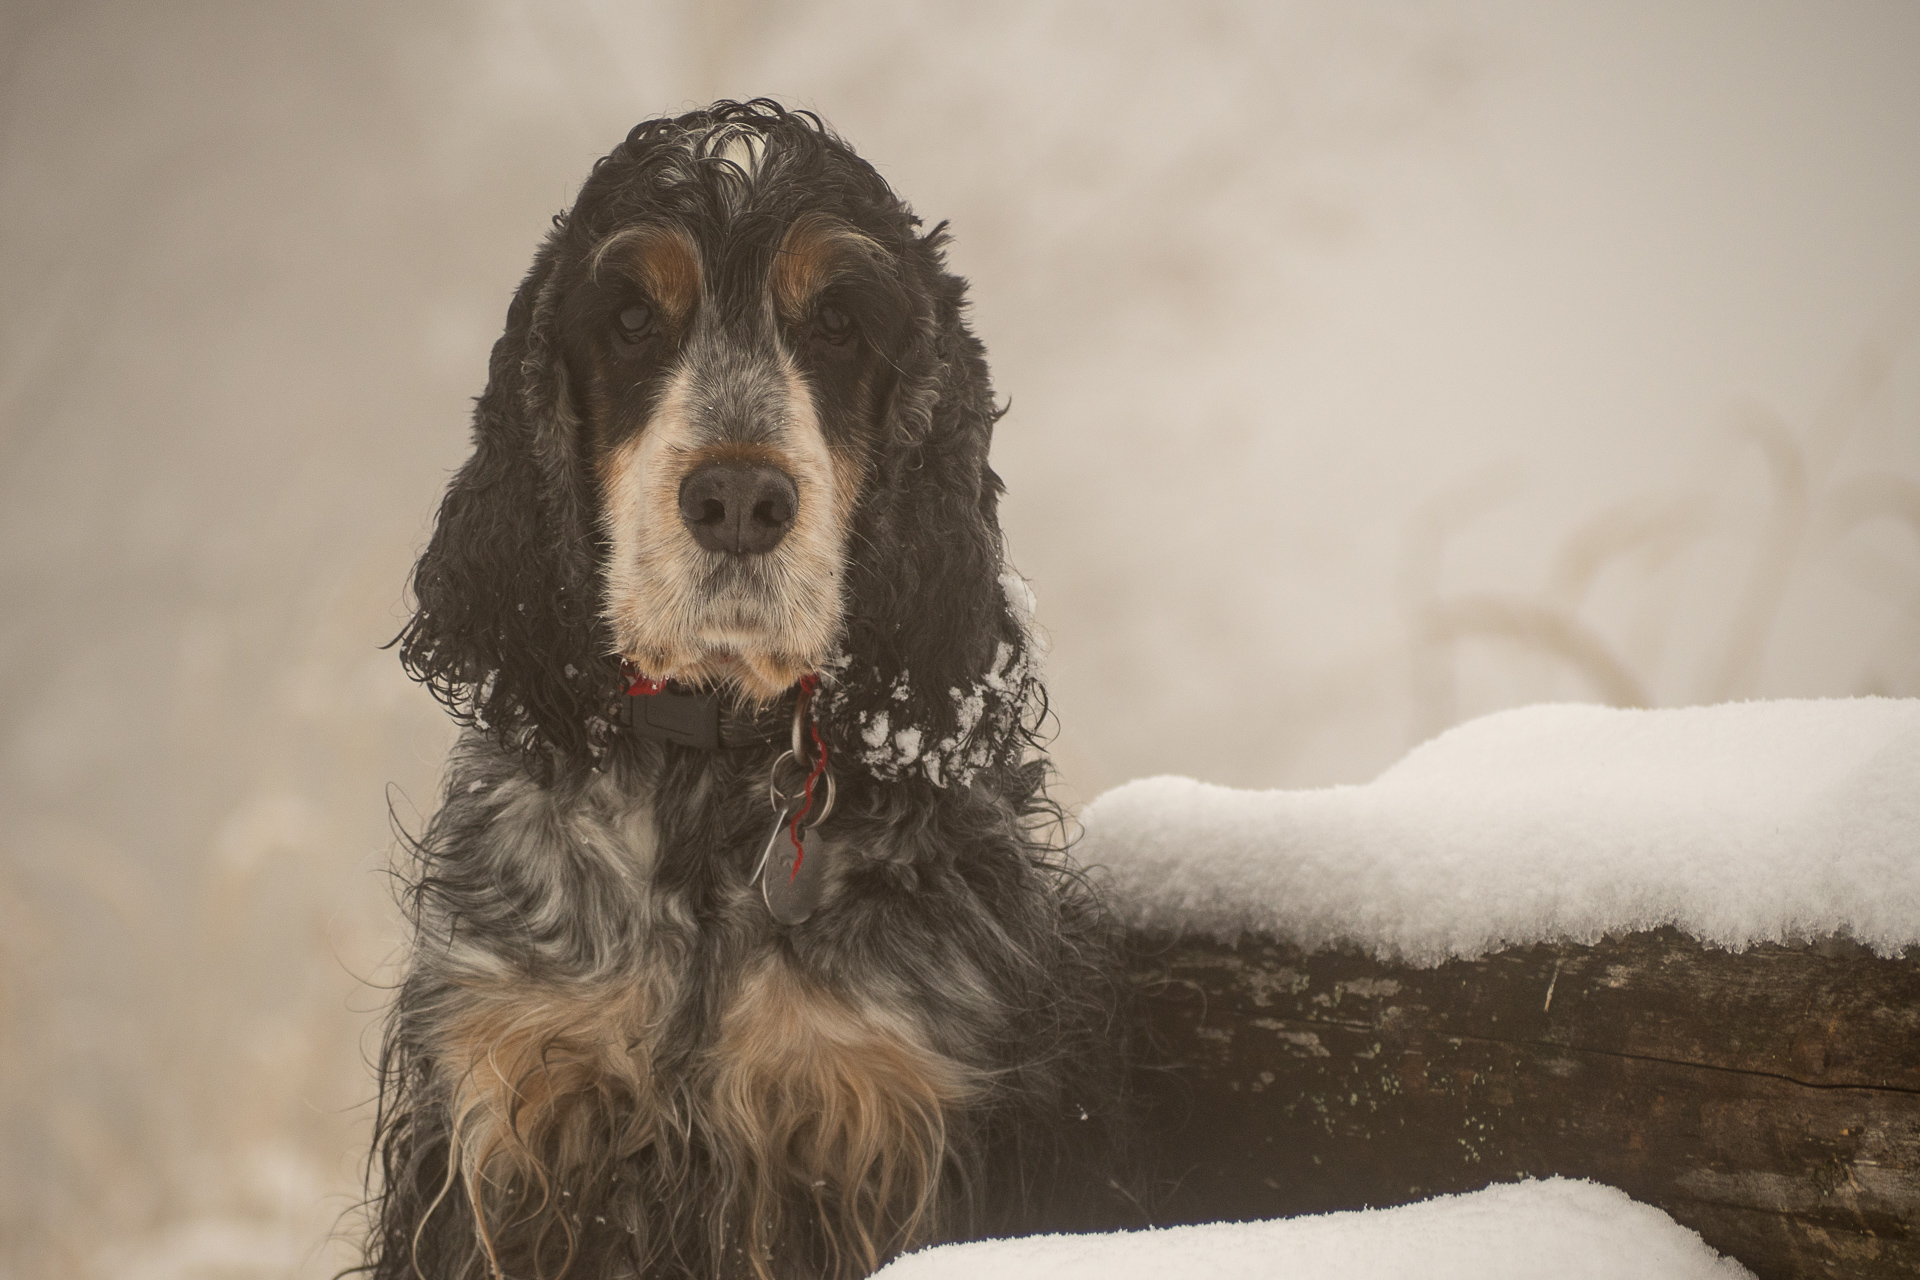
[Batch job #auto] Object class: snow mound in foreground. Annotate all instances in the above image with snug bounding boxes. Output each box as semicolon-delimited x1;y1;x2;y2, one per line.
877;1179;1751;1280
1080;698;1920;964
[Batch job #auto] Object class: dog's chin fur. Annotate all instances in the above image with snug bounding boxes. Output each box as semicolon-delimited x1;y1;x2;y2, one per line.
639;646;821;704
373;100;1133;1280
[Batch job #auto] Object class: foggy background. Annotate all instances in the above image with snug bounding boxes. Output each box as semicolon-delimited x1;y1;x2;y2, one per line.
3;2;1917;1275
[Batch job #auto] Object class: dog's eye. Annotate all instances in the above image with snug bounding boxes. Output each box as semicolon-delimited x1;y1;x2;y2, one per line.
814;305;856;346
615;304;656;344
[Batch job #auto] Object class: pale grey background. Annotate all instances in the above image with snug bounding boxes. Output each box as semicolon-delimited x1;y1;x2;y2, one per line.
3;2;1917;1275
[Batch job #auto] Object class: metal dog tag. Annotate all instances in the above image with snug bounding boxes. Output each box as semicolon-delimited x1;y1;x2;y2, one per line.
756;810;828;926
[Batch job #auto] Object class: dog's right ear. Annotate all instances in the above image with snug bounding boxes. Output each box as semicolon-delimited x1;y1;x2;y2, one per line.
396;234;621;771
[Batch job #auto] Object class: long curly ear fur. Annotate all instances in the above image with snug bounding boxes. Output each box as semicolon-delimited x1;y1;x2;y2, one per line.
817;225;1042;789
395;236;623;774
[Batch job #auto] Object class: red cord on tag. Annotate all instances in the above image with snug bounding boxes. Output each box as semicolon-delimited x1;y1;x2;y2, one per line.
786;674;827;879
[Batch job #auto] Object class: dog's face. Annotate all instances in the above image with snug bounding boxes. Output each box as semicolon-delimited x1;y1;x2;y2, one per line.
560;199;907;701
400;104;1040;782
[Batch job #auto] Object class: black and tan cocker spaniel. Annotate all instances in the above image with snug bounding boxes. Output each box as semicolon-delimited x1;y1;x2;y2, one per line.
363;101;1131;1280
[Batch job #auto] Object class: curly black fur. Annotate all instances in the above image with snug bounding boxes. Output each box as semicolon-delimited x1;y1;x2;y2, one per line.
364;101;1134;1280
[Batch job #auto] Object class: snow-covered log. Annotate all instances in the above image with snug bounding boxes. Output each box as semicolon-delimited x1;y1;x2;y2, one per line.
1082;699;1920;1279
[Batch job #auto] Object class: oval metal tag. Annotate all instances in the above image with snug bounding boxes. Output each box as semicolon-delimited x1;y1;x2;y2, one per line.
758;812;828;925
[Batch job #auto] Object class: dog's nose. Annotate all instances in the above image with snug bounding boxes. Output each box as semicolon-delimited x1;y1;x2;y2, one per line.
678;464;798;555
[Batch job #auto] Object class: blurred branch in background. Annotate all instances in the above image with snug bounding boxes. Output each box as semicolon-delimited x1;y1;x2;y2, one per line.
1407;291;1920;738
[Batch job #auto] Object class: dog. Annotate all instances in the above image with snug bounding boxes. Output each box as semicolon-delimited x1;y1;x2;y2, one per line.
363;101;1129;1280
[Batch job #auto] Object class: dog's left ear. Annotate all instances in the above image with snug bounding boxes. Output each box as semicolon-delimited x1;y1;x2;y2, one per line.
818;228;1042;789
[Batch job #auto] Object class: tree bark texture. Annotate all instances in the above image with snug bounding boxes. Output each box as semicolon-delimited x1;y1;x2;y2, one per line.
1126;928;1919;1279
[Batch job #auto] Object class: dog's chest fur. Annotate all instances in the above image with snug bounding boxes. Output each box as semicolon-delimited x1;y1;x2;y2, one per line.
402;735;1012;1274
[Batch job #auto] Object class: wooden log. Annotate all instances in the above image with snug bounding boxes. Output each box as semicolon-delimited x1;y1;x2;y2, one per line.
1125;928;1920;1279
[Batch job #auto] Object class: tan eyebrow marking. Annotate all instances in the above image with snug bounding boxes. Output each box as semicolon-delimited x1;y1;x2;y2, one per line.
590;223;703;324
769;213;889;321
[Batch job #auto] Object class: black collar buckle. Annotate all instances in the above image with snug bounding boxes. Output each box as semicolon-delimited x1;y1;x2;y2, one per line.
621;681;723;750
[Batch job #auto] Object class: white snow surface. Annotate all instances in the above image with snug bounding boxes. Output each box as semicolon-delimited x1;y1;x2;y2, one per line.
877;1179;1752;1280
1080;698;1920;965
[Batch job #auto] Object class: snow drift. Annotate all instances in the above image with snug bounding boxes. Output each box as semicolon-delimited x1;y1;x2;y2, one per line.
877;1178;1752;1280
1079;697;1920;965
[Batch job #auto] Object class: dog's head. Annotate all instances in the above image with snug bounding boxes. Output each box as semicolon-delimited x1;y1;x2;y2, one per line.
400;101;1039;784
